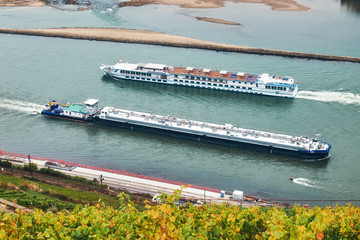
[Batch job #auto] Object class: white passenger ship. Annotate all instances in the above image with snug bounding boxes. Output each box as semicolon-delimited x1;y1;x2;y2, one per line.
100;60;298;98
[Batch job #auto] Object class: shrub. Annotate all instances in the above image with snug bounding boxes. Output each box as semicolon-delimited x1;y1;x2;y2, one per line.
23;163;38;171
0;159;12;168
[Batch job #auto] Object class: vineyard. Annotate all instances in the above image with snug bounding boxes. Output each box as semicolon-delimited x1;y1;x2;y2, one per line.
1;189;359;239
0;160;360;239
0;161;150;211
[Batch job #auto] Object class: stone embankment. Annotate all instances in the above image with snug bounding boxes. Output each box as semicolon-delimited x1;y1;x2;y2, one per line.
0;27;359;63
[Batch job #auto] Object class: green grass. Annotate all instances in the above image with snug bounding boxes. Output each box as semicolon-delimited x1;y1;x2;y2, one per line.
0;189;74;211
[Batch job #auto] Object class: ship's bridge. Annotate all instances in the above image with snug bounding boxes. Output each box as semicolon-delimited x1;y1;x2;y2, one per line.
137;63;171;72
258;73;295;85
84;99;99;115
114;62;139;70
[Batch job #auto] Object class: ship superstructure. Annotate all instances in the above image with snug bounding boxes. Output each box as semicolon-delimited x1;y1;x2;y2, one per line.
41;99;100;122
100;60;298;98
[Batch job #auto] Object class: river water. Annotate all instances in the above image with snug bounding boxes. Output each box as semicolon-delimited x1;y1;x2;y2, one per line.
0;0;359;203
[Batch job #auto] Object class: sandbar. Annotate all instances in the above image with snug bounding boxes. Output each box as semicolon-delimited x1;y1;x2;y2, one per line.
0;27;358;63
0;0;309;11
196;17;242;26
119;0;310;11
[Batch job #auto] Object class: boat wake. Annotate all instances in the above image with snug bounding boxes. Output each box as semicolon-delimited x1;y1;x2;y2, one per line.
292;178;320;189
0;99;43;114
297;91;360;105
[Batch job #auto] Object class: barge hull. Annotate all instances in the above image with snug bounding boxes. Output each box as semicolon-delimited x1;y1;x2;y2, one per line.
93;117;329;160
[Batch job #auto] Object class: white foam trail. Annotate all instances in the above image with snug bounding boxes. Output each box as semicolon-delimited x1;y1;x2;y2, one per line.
293;178;320;189
297;91;360;105
0;99;43;114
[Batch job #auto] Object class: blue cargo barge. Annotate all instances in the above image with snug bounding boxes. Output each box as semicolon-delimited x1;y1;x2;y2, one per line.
41;99;331;160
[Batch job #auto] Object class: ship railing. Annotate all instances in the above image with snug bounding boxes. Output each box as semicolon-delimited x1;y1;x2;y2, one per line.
110;109;314;145
149;115;293;142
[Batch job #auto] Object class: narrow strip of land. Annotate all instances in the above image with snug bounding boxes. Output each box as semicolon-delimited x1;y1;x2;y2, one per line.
119;0;310;11
0;0;309;11
0;27;359;63
196;17;242;25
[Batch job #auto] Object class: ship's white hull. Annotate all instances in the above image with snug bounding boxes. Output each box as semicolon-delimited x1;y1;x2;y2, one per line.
100;63;298;98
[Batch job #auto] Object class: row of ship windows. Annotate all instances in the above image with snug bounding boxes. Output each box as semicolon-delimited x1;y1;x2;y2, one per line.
117;70;152;77
126;76;254;89
178;75;254;85
64;111;82;116
174;79;258;88
265;86;287;91
173;84;261;93
175;84;253;90
118;71;253;85
181;75;225;82
128;76;166;82
125;76;287;91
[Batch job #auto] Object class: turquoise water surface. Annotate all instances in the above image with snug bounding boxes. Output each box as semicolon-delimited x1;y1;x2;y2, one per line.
0;0;359;203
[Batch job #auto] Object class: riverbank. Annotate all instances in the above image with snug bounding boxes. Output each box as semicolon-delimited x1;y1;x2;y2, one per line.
0;27;359;63
0;150;263;206
0;0;46;7
0;0;309;11
119;0;310;11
